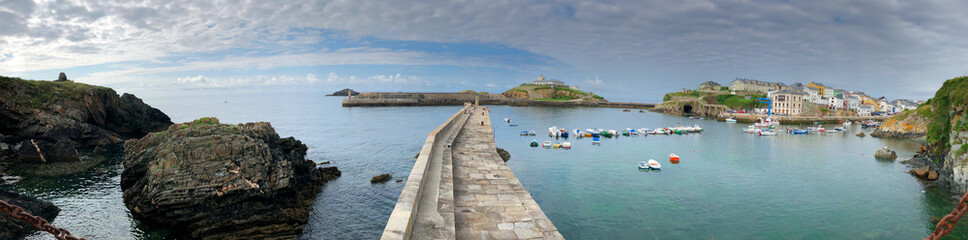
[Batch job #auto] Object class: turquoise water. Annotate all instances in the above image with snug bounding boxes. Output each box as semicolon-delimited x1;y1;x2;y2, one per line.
4;90;966;239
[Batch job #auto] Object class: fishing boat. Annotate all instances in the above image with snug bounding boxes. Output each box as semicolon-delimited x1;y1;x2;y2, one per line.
529;130;536;136
561;131;569;138
542;141;552;148
562;142;571;149
743;125;758;133
648;159;661;169
754;117;780;128
509;122;519;127
670;153;680;161
725;117;737;123
530;140;539;147
622;130;630;136
791;129;809;135
520;131;529;136
693;125;703;132
759;130;777;136
639;161;650;169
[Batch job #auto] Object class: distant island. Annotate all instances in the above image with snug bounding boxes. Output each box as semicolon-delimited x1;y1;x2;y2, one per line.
341;75;652;108
327;88;360;96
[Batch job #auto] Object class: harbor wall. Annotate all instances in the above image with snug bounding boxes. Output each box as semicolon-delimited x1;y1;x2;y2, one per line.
342;92;636;107
381;104;471;240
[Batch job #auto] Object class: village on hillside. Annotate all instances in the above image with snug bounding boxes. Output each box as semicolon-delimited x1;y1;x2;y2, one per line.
676;78;923;117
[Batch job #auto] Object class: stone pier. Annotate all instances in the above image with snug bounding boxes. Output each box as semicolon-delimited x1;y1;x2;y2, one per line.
382;105;561;239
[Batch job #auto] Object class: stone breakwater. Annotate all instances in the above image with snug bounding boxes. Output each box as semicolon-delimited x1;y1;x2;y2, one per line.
121;118;340;239
342;92;608;107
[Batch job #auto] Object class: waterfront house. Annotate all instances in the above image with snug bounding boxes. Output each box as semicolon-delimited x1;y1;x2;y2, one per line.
858;105;874;116
531;75;578;90
845;95;861;110
804;87;824;104
698;81;722;90
730;78;786;93
828;95;845;109
770;90;804;115
806;82;829;99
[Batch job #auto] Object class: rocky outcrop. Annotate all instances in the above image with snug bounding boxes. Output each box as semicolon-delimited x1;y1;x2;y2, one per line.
371;174;392;183
856;132;866;137
0;189;60;239
874;147;897;159
870;107;929;139
326;88;360;96
496;147;510;162
0;76;171;163
121;118;339;239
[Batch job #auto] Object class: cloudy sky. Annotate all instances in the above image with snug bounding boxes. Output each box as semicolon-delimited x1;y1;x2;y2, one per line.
1;0;966;102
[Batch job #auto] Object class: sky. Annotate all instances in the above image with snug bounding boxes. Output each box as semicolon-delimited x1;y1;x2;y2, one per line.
1;0;967;102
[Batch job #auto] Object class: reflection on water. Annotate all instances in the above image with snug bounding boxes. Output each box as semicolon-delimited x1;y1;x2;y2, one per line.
2;91;965;239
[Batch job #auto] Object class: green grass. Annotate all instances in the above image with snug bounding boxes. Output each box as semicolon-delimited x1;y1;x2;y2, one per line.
663;90;707;101
533;98;574;101
533;86;552;90
513;89;528;93
1;75;111;109
593;95;604;99
926;76;968;156
714;94;767;109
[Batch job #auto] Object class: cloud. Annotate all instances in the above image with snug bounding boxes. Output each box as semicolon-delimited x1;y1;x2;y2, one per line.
582;76;605;87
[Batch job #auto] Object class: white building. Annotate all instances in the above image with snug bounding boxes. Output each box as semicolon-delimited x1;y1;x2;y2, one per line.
804;87;822;103
770;90;804;115
845;95;861;110
828;96;844;109
858;105;873;116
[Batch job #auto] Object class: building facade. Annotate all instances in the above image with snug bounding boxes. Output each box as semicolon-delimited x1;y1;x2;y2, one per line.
770;90;804;115
729;78;786;93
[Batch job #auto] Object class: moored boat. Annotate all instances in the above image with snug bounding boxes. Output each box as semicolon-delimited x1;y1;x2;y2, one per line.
670;153;680;161
648;159;661;169
759;130;777;136
530;140;539;147
725;117;737;123
562;142;571;149
639;161;649;169
542;141;552;148
521;131;529;136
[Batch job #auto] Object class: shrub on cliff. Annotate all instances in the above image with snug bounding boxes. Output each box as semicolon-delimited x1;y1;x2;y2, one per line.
926;76;968;155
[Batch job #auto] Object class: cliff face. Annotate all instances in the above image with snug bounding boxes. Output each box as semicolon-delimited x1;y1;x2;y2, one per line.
871;106;930;138
121;118;339;239
0;76;171;163
907;77;968;194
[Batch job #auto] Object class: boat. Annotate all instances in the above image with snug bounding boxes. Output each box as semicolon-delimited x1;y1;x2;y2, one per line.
670;153;680;161
509;123;519;127
561;131;569;138
639;161;650;169
592;137;601;144
542;141;552;148
574;129;582;137
743;125;758;133
725;117;737;123
759;130;777;136
530;140;539;147
529;130;536;136
791;129;809;135
639;110;645;113
520;131;529;136
553;142;561;149
622;130;630;136
693;125;703;132
504;118;510;123
648;159;661;169
622;109;631;112
549;127;560;137
833;127;847;132
843;120;852;126
562;142;571;149
754;117;780;128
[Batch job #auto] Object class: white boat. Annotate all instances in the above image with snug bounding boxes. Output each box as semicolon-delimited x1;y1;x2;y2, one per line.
725;117;737;123
754;117;780;128
639;161;649;169
562;142;571;149
743;125;758;133
549;126;560;137
843;120;852;126
528;130;536;136
648;159;661;169
542;141;552;148
504;118;510;123
759;130;777;136
693;125;703;132
585;129;597;135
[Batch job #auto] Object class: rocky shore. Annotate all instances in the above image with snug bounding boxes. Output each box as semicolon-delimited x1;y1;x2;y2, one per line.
899;76;968;195
121;118;340;239
0;76;171;164
870;108;929;139
0;188;60;239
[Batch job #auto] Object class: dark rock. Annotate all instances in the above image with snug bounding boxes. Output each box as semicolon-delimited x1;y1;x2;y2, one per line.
14;139;79;163
56;72;67;81
121;120;337;239
496;147;511;162
856;132;866;137
870;129;926;138
874;147;897;159
371;173;392;183
0;76;172;163
396;179;403;183
318;161;330;165
0;189;60;240
326;88;360;96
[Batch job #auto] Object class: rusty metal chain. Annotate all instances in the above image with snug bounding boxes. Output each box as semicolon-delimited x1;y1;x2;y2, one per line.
926;191;968;240
0;199;86;240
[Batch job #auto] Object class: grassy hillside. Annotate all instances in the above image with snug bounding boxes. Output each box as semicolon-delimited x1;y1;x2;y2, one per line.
502;84;600;101
926;76;968;155
0;75;111;109
662;90;766;109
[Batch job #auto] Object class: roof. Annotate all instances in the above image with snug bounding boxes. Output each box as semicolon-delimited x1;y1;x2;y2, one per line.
774;90;805;95
699;81;721;86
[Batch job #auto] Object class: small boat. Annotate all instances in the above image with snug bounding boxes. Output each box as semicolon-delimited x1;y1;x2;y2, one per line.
592;137;601;144
553;142;561;149
648;159;661;169
791;129;809;135
622;130;630;136
560;131;569;138
669;153;680;161
639;161;650;169
542;141;552;148
509;123;519;127
562;142;571;149
504;118;510;123
759;130;777;136
530;140;539;147
743;125;758;133
622;109;631;112
529;130;536;136
520;131;529;136
693;125;703;132
843;120;852;126
639;110;645;113
725;117;737;123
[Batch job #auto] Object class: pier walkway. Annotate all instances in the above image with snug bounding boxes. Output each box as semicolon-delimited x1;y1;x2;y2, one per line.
382;105;561;240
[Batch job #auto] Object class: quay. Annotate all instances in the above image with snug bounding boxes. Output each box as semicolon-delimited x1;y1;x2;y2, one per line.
716;113;892;124
382;104;561;239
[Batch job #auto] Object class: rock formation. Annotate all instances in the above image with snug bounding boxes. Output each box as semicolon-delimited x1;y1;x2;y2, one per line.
0;76;171;163
121;118;339;239
870;108;929;138
0;189;60;239
496;147;510;162
326;88;360;96
874;147;897;159
856;132;865;137
371;173;392;183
